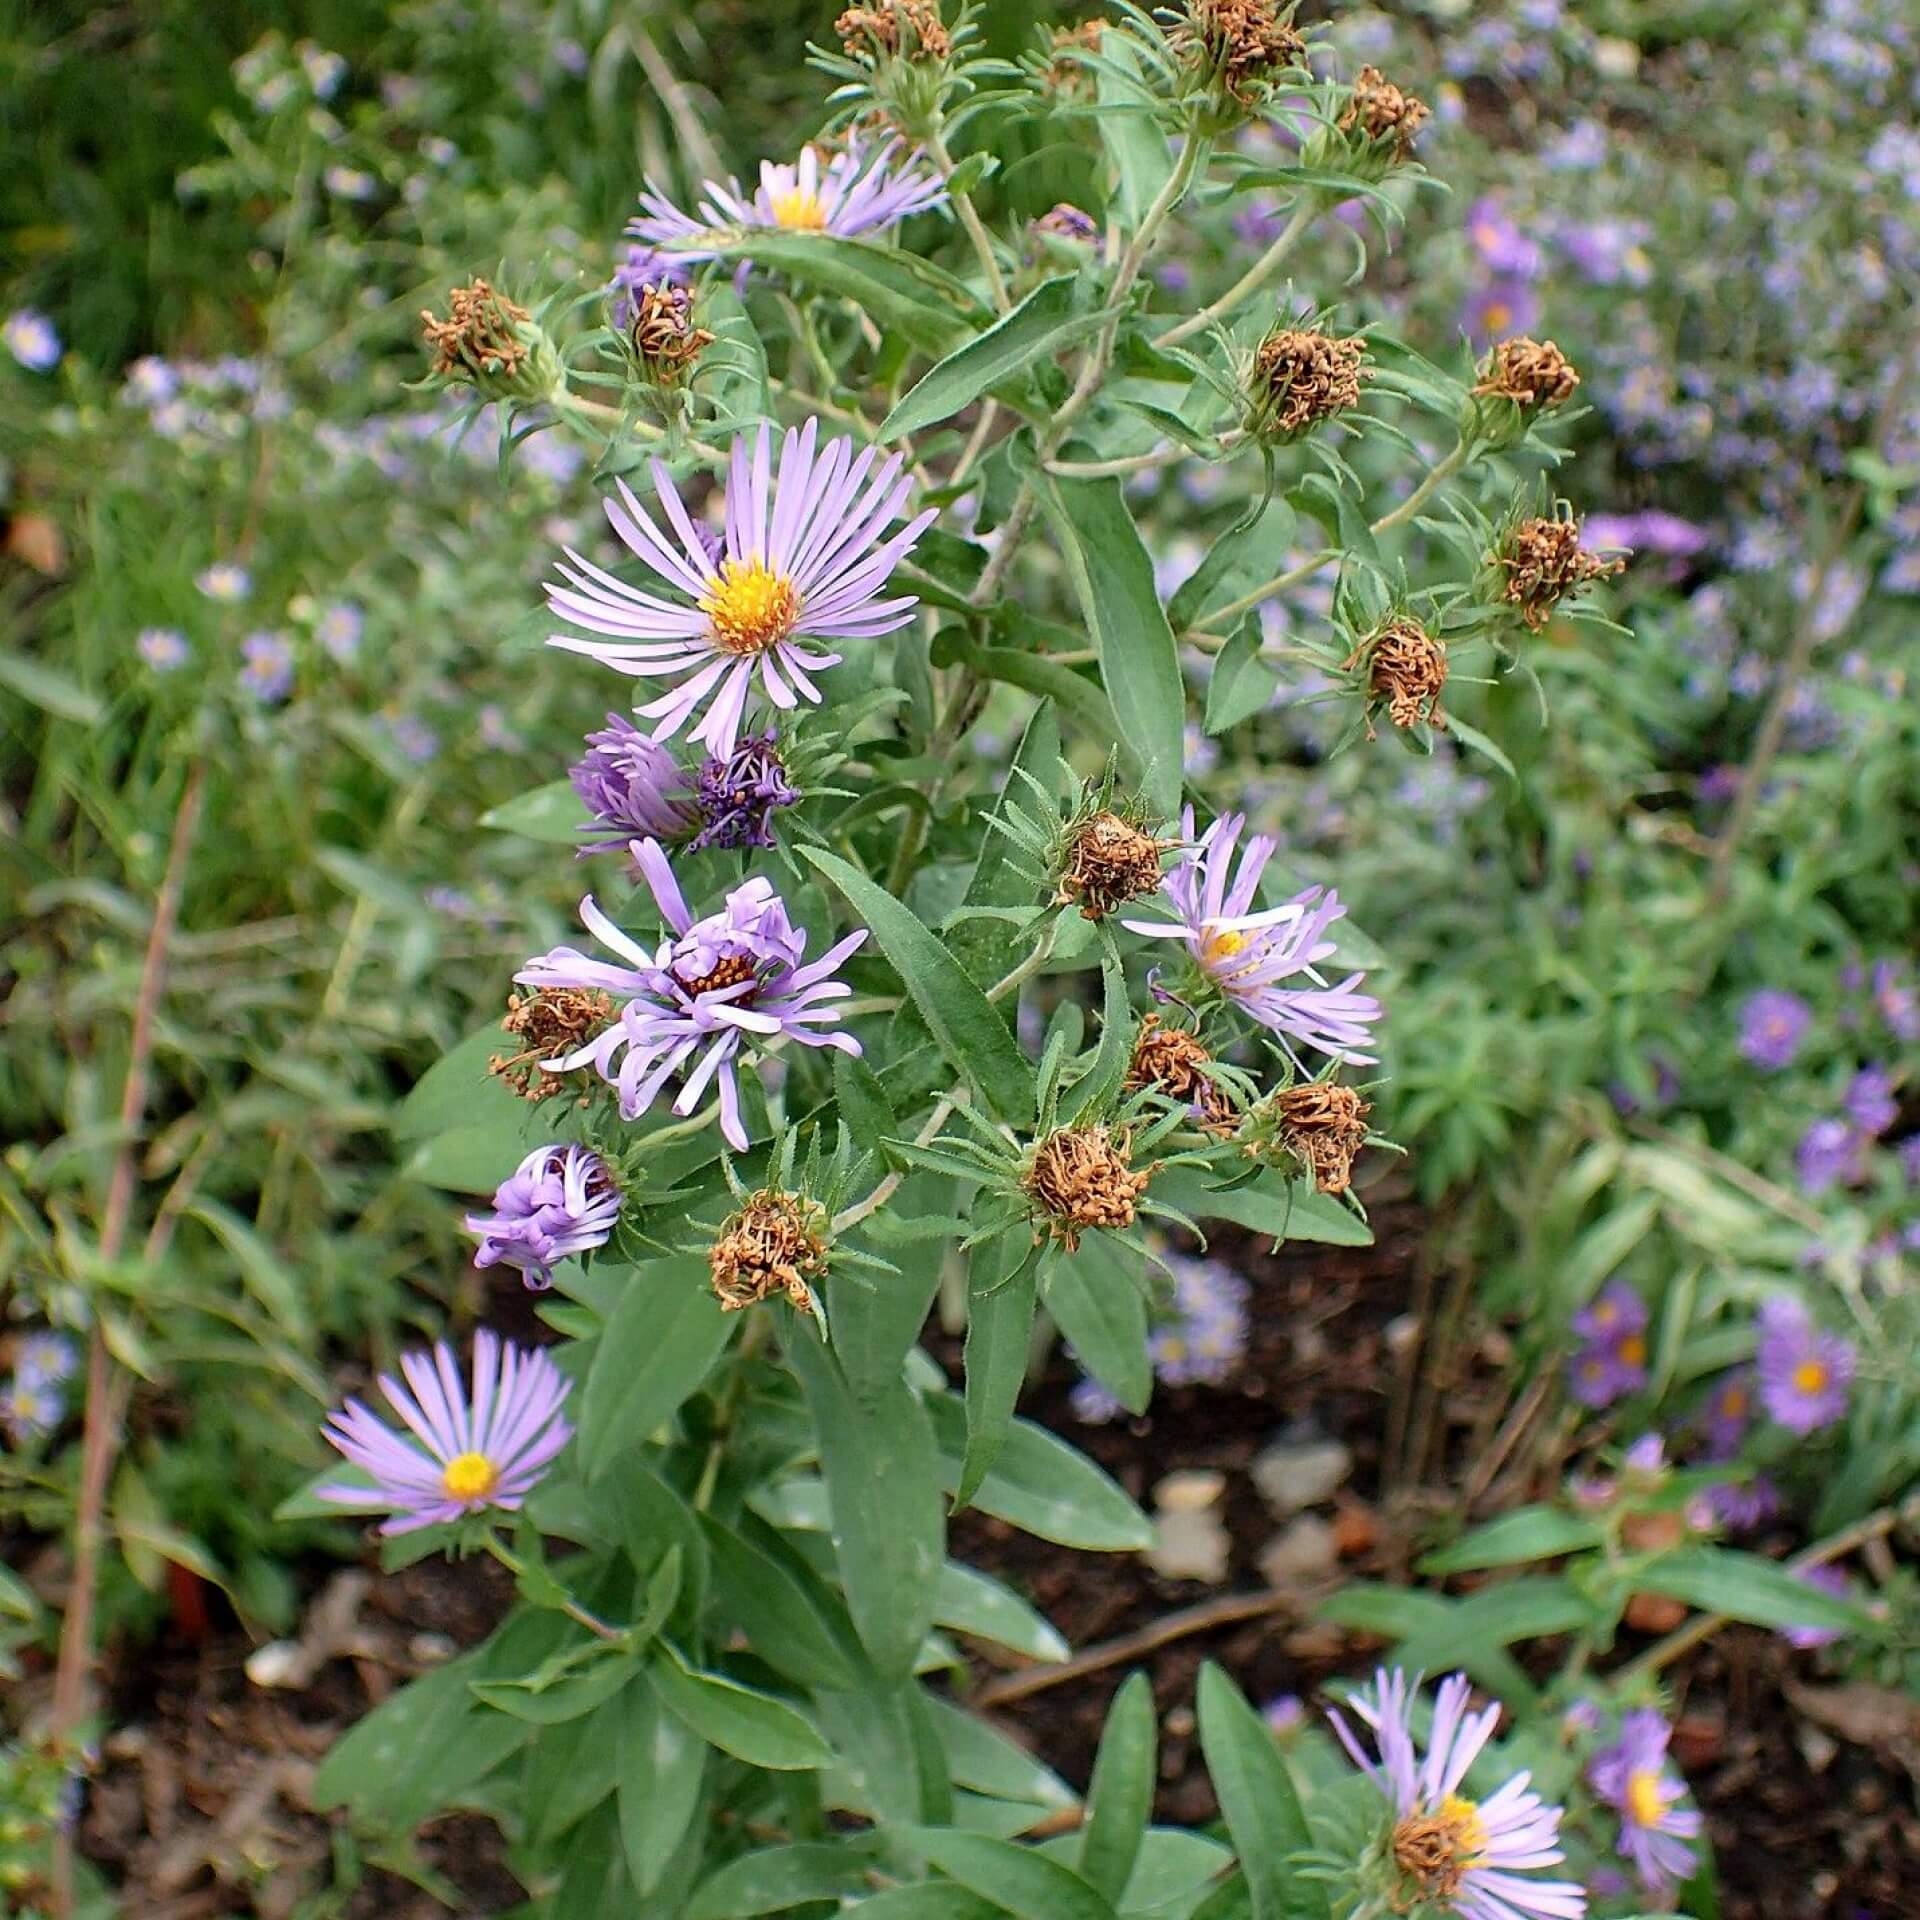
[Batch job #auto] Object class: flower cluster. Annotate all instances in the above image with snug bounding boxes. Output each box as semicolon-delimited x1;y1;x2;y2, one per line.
1565;1280;1648;1410
2;1331;79;1446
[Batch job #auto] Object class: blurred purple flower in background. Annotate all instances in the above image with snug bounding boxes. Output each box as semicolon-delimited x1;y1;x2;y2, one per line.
1794;1117;1865;1195
1589;1709;1701;1901
4;309;61;371
1737;989;1811;1070
239;632;294;704
1844;1066;1898;1135
1755;1296;1855;1433
1779;1564;1854;1650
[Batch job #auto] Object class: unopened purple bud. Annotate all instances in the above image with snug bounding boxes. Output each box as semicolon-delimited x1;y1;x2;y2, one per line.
689;732;801;852
570;713;700;851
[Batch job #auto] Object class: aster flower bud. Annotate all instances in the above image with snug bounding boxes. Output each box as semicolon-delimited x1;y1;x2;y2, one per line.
1168;0;1307;111
1023;1125;1153;1252
1241;1079;1373;1194
627;281;714;386
1056;808;1172;921
1344;615;1449;736
1125;1016;1241;1136
488;986;618;1102
570;714;701;852
419;280;562;402
689;732;802;853
466;1144;622;1288
708;1187;830;1315
1245;325;1369;442
1032;202;1101;250
1492;505;1627;632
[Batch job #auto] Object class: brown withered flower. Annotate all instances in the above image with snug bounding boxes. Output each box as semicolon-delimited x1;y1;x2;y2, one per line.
836;0;951;61
421;280;532;382
1336;65;1430;160
630;282;714;385
1024;1125;1152;1252
1497;508;1626;632
489;988;616;1103
1125;1015;1239;1135
1347;617;1448;735
708;1189;829;1314
1391;1806;1474;1908
1056;810;1170;920
1259;1081;1371;1195
1045;19;1105;94
1474;336;1580;410
1249;327;1368;437
1174;0;1307;104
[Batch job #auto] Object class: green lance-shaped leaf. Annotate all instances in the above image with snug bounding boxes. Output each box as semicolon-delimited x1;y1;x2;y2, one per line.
800;847;1031;1123
1038;472;1186;821
581;1259;735;1477
702;1515;866;1692
786;1325;943;1681
647;1643;833;1770
1148;1167;1372;1247
1632;1546;1879;1636
479;778;591;844
1044;1234;1151;1416
1313;1585;1536;1705
892;1828;1120;1920
1196;1663;1330;1920
1418;1506;1607;1576
881;276;1115;441
932;1562;1069;1664
937;638;1121;752
950;701;1065;987
1096;32;1176;227
687;1843;881;1920
702;230;986;354
1205;618;1284;736
843;1890;1005;1920
954;1233;1041;1511
1079;1671;1158;1905
617;1671;708;1896
1391;1577;1601;1679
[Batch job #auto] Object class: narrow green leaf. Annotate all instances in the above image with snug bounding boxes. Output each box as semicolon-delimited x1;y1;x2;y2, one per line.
0;649;103;724
702;1516;865;1692
1147;1167;1371;1246
1097;35;1173;227
1419;1507;1607;1576
1040;473;1186;820
581;1260;734;1477
1313;1585;1535;1705
932;1563;1069;1664
845;1889;1003;1920
1392;1578;1599;1677
617;1672;707;1895
945;640;1121;747
1196;1664;1328;1920
1057;948;1133;1125
883;277;1112;441
955;1238;1040;1510
895;1827;1119;1920
649;1646;832;1770
1044;1236;1151;1416
1634;1547;1878;1636
687;1843;878;1920
1205;619;1282;735
1079;1672;1157;1905
479;778;592;843
927;1697;1075;1808
950;702;1063;987
801;847;1030;1122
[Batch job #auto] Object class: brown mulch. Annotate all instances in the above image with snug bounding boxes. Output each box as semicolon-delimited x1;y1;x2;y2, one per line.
49;1195;1920;1917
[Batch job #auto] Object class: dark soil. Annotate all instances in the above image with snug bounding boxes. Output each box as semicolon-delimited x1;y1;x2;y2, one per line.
57;1193;1919;1917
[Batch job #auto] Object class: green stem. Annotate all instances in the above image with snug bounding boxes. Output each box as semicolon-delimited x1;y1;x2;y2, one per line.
483;1537;631;1643
693;1314;771;1510
1154;199;1318;349
927;126;1011;312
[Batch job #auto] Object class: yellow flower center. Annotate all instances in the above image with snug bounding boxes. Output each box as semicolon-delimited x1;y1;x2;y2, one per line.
700;558;801;655
1792;1359;1828;1395
1625;1767;1665;1829
1721;1385;1747;1416
1483;300;1513;332
442;1450;498;1502
769;187;829;230
1619;1333;1647;1366
1440;1794;1488;1860
1201;927;1249;968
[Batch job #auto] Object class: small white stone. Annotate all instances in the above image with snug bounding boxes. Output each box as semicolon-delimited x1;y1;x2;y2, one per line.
245;1641;303;1689
1258;1514;1339;1585
1250;1437;1353;1516
1145;1470;1231;1583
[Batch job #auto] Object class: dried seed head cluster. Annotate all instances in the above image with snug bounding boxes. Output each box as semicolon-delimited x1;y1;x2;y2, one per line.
1474;336;1580;410
836;0;951;62
1024;1126;1153;1251
708;1188;829;1313
421;280;534;384
1347;617;1448;734
1256;1081;1371;1194
1391;1808;1474;1907
1498;509;1626;631
1125;1015;1239;1135
1173;0;1307;104
1057;810;1171;920
630;282;714;384
489;988;616;1102
1336;65;1430;159
1249;328;1368;437
1045;19;1105;93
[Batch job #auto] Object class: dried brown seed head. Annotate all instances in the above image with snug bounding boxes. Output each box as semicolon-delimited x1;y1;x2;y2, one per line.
1174;0;1307;103
1391;1804;1479;1905
489;988;616;1103
1258;1081;1371;1194
708;1189;829;1314
836;0;950;61
1057;810;1170;920
1474;336;1580;409
1250;328;1368;436
1045;19;1105;93
421;280;532;382
1498;510;1626;631
1024;1126;1152;1251
1336;65;1430;159
630;283;714;383
1346;617;1448;735
1125;1015;1239;1135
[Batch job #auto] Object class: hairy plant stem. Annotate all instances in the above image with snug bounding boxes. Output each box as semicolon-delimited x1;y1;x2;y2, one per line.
927;125;1010;312
50;762;206;1915
1154;198;1318;348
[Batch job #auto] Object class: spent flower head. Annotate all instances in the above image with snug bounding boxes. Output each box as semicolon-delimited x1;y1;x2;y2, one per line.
1345;614;1449;736
1024;1124;1154;1252
709;1187;830;1316
625;281;714;386
1125;1014;1244;1137
1166;0;1308;110
1491;503;1626;633
1332;64;1431;166
1241;1076;1373;1194
1244;322;1370;442
489;986;619;1103
419;280;561;402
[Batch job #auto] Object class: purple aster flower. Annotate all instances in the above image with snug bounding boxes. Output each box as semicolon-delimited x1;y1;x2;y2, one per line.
1706;1473;1781;1531
1465;197;1544;277
1699;1369;1755;1460
689;732;801;852
466;1143;622;1288
1756;1296;1855;1433
1328;1670;1586;1920
316;601;364;662
630;136;946;263
1263;1694;1306;1734
1901;1136;1920;1186
196;562;251;603
1555;216;1653;286
609;243;688;330
1461;278;1542;345
240;631;294;704
516;839;868;1151
1844;1066;1899;1136
1069;1374;1124;1424
1150;1254;1250;1387
1122;810;1381;1066
1780;1564;1853;1650
1573;1279;1647;1343
1795;1117;1866;1195
124;356;178;405
4;309;61;372
318;1331;573;1535
1736;989;1811;1070
1872;961;1919;1042
545;419;935;758
1579;510;1711;558
136;627;190;672
1566;1331;1648;1409
570;713;700;853
15;1332;78;1387
1033;203;1100;245
2;1376;64;1443
1622;1433;1666;1476
1589;1709;1702;1902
